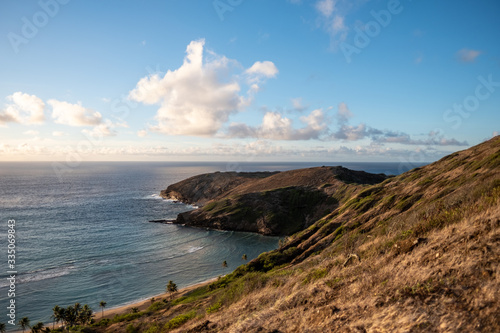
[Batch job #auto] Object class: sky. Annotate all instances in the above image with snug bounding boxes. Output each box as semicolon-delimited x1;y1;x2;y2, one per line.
0;0;499;163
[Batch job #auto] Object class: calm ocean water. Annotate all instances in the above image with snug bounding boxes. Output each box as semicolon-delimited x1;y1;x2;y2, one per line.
0;161;413;329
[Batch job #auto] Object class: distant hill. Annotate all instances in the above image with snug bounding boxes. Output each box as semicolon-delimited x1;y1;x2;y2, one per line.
161;166;389;235
95;136;499;333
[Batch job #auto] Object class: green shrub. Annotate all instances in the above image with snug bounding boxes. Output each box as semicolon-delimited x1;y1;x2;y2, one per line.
164;310;196;330
206;302;222;314
126;324;138;333
303;268;328;284
112;312;143;323
143;324;160;333
147;301;166;312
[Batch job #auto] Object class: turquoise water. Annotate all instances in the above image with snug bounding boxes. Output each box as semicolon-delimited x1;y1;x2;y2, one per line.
0;161;408;329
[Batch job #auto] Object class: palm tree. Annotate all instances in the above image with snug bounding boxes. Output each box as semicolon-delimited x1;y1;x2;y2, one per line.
130;307;139;314
56;306;66;328
78;304;93;325
19;317;30;333
166;280;177;300
99;301;107;319
64;305;77;328
0;322;6;333
52;305;62;330
31;322;44;333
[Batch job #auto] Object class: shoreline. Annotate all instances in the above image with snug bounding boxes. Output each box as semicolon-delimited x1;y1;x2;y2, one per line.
98;277;218;320
9;278;218;333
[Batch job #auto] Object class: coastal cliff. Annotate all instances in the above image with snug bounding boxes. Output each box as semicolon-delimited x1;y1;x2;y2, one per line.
161;166;389;235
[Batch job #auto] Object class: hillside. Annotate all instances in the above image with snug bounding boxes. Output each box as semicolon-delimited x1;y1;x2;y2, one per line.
94;136;499;333
163;166;389;235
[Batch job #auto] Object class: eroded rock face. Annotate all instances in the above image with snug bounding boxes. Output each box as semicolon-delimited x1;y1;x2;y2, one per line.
160;166;390;236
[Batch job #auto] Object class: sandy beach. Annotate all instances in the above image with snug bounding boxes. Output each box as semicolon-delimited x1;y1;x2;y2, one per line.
98;278;217;320
9;278;217;333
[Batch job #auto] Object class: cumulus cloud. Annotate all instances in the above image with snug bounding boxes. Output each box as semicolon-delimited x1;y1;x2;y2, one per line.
81;120;127;138
245;61;279;82
329;103;467;146
49;99;102;126
0;92;45;125
456;48;481;63
129;39;277;137
227;108;328;140
371;130;468;146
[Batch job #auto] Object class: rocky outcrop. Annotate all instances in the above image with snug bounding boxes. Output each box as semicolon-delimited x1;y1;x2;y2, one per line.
160;171;278;206
161;166;390;236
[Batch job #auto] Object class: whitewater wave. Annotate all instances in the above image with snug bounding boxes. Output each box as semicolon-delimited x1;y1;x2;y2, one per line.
188;246;204;253
0;265;76;288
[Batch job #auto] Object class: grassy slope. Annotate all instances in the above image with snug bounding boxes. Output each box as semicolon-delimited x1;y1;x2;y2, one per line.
97;137;500;333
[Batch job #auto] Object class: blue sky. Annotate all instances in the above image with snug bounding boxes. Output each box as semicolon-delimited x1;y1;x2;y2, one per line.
0;0;499;162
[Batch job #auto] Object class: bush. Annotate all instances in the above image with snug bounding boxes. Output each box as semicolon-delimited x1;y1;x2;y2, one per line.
126;324;138;333
147;301;166;312
206;302;222;314
112;312;143;323
143;324;160;333
164;310;196;330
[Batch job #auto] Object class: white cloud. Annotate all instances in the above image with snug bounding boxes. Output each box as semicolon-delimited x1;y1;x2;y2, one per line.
313;0;350;48
49;99;102;126
129;39;277;137
316;0;336;17
245;61;279;82
0;92;45;125
227;108;328;140
81;120;127;138
456;48;481;63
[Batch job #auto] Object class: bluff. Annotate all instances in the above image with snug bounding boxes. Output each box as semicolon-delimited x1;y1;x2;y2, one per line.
161;166;389;235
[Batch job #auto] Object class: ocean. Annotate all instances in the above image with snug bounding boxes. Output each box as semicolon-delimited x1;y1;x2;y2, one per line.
0;161;414;329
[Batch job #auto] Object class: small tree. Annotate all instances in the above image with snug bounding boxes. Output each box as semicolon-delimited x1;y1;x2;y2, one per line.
19;317;30;333
99;301;107;319
31;322;44;333
166;280;177;300
242;254;247;260
0;322;6;333
130;307;139;314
